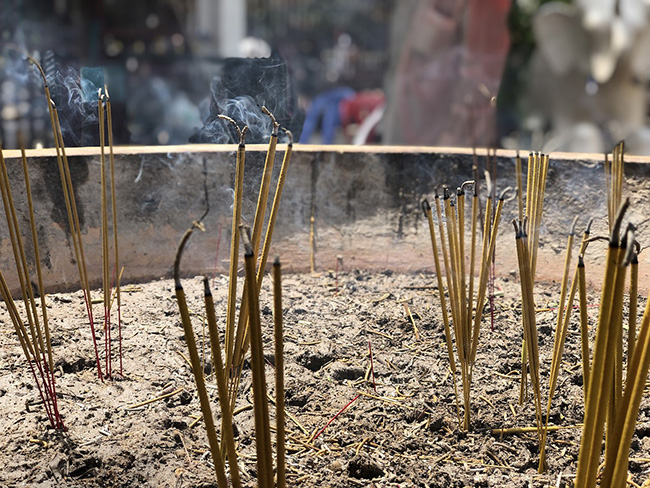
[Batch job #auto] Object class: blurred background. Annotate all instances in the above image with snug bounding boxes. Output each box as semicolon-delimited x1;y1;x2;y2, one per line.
2;0;650;154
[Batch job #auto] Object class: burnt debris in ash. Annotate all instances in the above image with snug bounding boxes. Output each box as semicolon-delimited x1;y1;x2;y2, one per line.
190;54;304;144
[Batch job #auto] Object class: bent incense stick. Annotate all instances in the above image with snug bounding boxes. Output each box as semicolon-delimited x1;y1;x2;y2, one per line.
173;222;229;488
203;277;242;488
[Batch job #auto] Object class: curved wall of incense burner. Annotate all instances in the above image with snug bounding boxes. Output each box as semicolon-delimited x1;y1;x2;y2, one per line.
0;145;648;295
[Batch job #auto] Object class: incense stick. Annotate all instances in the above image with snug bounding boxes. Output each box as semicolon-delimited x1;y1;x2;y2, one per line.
422;198;461;424
19;146;53;373
628;249;639;373
202;277;242;488
539;215;579;468
425;175;509;431
574;200;630;488
577;254;590;396
22;53;104;380
98;90;111;378
105;87;123;376
173;222;229;488
218;116;248;372
241;226;274;488
273;257;286;488
231;109;280;376
513;219;544;455
0;147;64;429
601;269;650;487
515;151;523;222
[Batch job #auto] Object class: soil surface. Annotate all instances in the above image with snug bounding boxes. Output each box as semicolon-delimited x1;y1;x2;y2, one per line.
1;271;649;488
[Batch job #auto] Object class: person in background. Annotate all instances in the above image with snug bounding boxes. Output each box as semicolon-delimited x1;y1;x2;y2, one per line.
298;86;355;144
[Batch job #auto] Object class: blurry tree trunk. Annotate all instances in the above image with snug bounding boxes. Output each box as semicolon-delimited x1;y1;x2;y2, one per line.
382;0;511;147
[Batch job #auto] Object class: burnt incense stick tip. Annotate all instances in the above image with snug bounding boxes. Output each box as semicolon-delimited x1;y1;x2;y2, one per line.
173;221;205;288
611;198;631;245
261;106;280;135
218;114;248;144
274;256;281;267
443;186;450;200
622;227;636;266
484;171;493;197
203;276;212;297
460;180;474;193
434;188;439;199
240;125;249;144
512;219;521;236
584;235;610;245
570;215;579;236
218;114;236;125
281;127;293;145
421;199;431;215
456;187;463;197
499;186;513;201
521;217;528;237
239;224;253;257
585;218;594;235
578;254;585;267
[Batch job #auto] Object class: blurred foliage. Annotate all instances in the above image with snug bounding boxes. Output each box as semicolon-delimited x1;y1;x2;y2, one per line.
498;0;571;137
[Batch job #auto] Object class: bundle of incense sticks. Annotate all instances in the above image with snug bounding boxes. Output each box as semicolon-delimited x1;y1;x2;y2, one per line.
605;141;625;233
511;152;549;470
173;221;235;488
174;109;292;486
225;123;294;431
0;145;64;429
173;224;288;487
574;200;648;488
539;216;587;468
20;53;104;380
512;218;544;465
517;152;548;402
98;87;123;379
423;173;510;431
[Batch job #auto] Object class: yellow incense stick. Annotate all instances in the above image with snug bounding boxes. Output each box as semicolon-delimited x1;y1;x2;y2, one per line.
273;258;287;488
241;226;274;488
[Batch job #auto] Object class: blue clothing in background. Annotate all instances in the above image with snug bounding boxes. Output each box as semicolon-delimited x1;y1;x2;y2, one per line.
299;87;355;144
